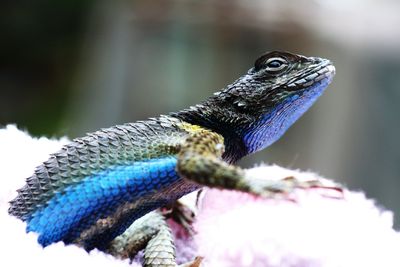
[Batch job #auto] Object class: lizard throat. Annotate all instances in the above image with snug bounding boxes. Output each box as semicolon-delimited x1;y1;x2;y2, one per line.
243;76;333;154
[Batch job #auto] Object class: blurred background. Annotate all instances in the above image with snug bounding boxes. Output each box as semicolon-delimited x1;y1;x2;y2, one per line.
1;0;400;226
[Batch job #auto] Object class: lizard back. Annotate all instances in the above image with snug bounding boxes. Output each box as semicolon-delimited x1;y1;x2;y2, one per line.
9;115;200;249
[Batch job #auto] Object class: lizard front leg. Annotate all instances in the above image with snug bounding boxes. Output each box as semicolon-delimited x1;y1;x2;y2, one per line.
177;127;334;197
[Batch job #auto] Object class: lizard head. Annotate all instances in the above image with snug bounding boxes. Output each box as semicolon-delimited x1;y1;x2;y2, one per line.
227;51;336;154
173;51;335;162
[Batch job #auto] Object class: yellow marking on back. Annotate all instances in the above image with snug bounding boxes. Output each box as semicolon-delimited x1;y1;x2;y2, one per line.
178;122;208;134
178;122;225;157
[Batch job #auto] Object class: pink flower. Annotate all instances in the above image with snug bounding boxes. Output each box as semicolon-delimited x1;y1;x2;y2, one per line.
194;166;400;267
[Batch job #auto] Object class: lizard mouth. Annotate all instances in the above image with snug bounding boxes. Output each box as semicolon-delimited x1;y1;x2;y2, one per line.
283;60;336;92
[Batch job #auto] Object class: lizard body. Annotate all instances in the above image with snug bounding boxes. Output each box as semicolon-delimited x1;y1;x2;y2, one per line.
9;51;335;266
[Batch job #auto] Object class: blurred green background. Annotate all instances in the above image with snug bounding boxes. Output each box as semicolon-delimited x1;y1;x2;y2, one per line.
1;0;400;226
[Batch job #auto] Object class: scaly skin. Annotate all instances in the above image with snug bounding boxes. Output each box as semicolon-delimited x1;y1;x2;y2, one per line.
9;51;336;266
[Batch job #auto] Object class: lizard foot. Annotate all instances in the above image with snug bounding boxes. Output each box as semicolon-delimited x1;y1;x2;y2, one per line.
162;200;196;236
245;173;344;200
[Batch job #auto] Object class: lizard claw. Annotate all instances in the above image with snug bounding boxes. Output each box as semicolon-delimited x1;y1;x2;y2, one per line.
284;176;344;198
179;256;204;267
247;175;344;200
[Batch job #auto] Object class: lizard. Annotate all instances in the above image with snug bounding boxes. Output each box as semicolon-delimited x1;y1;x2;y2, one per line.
8;51;336;266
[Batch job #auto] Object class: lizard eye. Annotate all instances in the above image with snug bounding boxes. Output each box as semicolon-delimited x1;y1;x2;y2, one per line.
264;57;288;73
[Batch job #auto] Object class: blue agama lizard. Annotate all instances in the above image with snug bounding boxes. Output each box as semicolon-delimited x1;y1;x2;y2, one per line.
9;51;336;266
